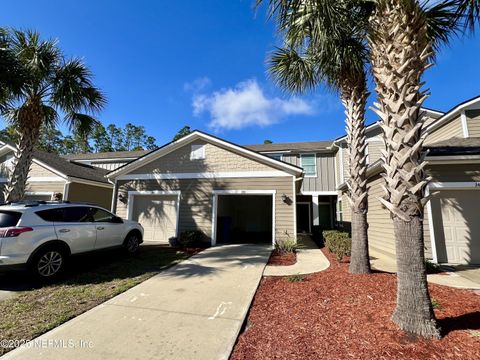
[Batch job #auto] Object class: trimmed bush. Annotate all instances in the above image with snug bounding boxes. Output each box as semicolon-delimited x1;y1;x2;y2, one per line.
275;239;297;253
323;230;351;262
178;230;210;248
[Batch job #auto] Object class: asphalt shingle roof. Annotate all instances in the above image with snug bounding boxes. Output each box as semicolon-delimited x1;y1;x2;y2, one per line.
34;150;110;183
245;140;333;152
64;149;152;161
424;137;480;156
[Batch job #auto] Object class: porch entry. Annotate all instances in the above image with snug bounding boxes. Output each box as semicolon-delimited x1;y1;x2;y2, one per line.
296;195;336;233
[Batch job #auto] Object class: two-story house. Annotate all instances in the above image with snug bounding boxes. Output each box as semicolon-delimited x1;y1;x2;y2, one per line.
19;95;479;265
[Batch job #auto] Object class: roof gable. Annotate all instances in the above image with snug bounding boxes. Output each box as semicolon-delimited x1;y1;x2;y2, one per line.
107;131;303;178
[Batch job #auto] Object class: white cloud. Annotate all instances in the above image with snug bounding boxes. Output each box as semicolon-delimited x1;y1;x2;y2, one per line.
183;77;212;93
192;79;314;130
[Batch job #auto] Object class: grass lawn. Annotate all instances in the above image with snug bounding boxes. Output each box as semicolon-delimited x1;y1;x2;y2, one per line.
0;245;194;356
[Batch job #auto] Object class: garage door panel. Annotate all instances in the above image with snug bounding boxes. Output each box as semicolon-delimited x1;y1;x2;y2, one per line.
434;190;480;265
132;195;178;243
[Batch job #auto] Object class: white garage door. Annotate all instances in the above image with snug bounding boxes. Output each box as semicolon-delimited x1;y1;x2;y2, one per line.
131;195;178;243
433;190;480;265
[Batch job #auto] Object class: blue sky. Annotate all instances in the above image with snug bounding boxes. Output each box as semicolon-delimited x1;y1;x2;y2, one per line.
1;0;479;147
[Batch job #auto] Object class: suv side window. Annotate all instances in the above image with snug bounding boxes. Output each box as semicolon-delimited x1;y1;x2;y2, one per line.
62;207;92;222
36;208;63;222
90;208;117;223
37;206;94;223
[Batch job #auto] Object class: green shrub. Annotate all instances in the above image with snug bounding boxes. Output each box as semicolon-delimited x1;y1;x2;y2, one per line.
425;259;441;274
287;274;305;282
275;239;297;253
323;230;351;262
431;298;442;310
178;230;210;248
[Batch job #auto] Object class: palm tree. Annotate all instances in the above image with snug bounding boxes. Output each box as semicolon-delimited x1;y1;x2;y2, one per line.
1;29;105;202
367;0;480;338
260;0;479;338
263;1;373;273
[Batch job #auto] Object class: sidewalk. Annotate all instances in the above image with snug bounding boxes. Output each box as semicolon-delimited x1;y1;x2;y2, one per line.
2;244;271;360
263;236;330;276
369;248;480;290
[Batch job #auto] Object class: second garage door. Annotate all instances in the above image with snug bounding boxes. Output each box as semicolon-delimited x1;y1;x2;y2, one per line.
131;195;178;243
432;190;480;265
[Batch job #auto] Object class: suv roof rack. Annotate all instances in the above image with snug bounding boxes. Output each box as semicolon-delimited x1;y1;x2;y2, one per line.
1;200;97;207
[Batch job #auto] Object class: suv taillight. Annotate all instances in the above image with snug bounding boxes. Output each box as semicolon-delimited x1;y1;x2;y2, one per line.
0;227;34;238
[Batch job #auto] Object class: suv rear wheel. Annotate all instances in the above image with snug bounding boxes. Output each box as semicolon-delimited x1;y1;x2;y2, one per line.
30;246;67;280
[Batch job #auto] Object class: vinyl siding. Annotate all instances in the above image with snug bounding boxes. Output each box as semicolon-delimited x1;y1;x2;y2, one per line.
367;140;384;164
366;175;395;256
424;115;464;144
0;181;65;202
115;177;295;242
466;109;480;137
85;161;130;171
282;152;336;192
67;182;113;209
131;140;276;174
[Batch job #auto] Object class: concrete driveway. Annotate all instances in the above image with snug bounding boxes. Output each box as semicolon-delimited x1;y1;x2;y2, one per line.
2;244;271;360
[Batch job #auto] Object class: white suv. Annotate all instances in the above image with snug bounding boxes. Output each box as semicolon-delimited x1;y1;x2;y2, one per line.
0;202;144;279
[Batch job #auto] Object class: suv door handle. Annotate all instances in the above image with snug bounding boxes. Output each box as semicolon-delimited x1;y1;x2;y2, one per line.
58;229;70;233
97;226;105;230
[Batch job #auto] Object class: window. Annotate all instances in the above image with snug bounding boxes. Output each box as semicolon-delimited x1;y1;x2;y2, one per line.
90;207;118;223
336;200;344;227
267;153;283;161
36;209;63;222
0;211;22;227
190;144;205;160
301;154;316;176
37;207;91;222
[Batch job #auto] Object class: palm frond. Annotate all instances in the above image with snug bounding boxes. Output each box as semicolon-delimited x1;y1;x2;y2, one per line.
421;0;460;52
41;104;59;128
65;112;99;136
268;47;320;94
454;0;480;32
51;57;106;114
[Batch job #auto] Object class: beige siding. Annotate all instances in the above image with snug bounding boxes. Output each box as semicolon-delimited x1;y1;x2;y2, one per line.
115;177;295;242
25;182;65;194
366;175;395;256
282;152;336;192
131;140;275;174
367;140;384;164
466;109;480;137
424;116;463;144
67;182;113;209
0;182;65;202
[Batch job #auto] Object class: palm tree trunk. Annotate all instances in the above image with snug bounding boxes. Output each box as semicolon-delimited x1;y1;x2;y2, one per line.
369;0;440;338
3;101;43;203
341;76;371;274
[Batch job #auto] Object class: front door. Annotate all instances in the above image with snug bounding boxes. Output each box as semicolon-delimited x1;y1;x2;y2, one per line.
296;203;311;233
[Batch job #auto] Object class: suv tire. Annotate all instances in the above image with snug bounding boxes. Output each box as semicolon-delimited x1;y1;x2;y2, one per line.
29;246;67;281
124;232;141;254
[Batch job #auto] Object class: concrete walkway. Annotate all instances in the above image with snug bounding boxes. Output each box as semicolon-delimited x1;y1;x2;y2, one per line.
2;244;271;360
263;236;330;276
369;248;480;290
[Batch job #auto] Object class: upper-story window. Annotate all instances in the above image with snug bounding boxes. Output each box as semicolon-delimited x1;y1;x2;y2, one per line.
267;153;283;161
190;144;205;160
300;154;316;177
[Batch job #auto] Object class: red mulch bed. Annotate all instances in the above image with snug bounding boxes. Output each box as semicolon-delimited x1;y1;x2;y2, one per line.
268;250;297;266
232;249;480;360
